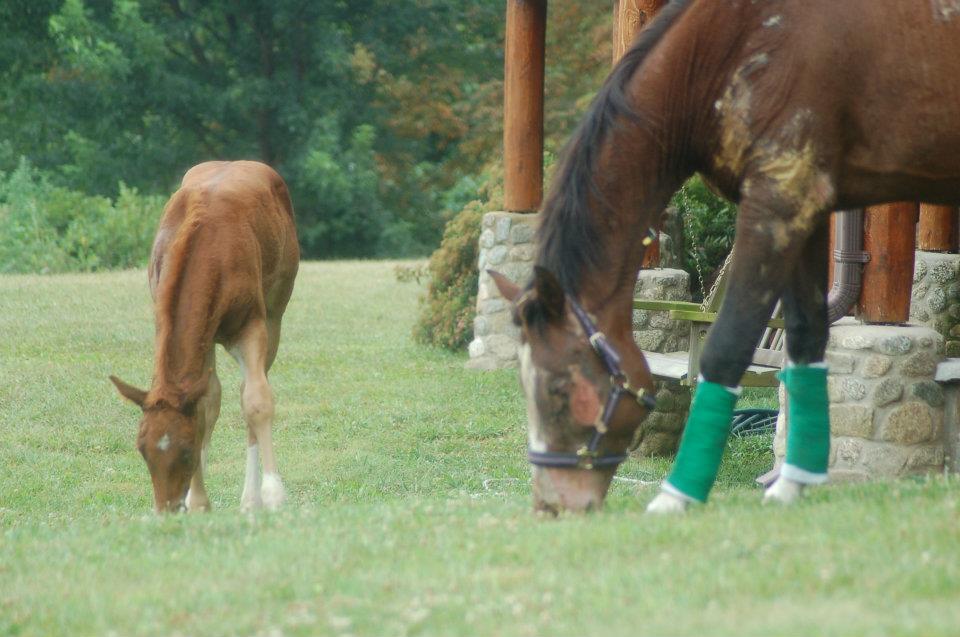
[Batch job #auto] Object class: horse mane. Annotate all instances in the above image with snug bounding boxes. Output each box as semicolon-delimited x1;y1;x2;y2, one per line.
536;0;693;295
152;194;208;384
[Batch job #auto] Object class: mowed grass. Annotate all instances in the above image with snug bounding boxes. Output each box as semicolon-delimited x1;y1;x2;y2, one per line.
1;262;958;637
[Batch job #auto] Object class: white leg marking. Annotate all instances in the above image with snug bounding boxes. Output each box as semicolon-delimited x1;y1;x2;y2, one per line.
763;476;805;505
240;444;262;512
261;472;286;511
646;489;690;515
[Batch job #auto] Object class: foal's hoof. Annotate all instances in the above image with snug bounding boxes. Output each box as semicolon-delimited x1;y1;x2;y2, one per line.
763;476;805;505
645;490;689;514
240;492;262;513
186;489;211;513
261;473;286;511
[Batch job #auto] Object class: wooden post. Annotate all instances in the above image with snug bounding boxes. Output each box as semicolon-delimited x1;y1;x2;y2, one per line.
918;204;958;252
857;203;919;324
614;0;666;267
503;0;547;213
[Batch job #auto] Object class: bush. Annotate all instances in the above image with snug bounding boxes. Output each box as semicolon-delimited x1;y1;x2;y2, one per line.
0;159;163;274
413;167;504;350
670;175;737;301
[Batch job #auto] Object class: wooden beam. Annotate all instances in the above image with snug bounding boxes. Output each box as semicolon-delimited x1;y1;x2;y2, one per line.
857;202;918;324
612;0;666;63
918;203;958;252
503;0;546;213
613;0;666;267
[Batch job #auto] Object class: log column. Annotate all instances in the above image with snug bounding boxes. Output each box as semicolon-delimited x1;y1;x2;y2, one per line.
503;0;547;213
614;0;666;267
918;204;959;253
857;203;919;324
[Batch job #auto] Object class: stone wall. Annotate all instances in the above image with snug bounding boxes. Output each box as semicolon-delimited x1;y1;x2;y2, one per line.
773;320;946;481
631;268;692;456
632;268;691;353
910;251;960;357
467;212;538;370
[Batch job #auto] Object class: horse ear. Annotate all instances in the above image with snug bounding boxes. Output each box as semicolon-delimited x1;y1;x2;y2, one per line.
110;375;147;409
532;266;566;322
487;270;521;303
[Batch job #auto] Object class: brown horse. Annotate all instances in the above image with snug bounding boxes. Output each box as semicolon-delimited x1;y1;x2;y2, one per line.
492;0;960;514
111;161;299;513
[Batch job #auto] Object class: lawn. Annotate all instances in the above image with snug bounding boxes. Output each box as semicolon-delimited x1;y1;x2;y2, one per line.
1;262;958;637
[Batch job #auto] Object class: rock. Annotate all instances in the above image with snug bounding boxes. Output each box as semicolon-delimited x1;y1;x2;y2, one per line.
825;352;857;374
928;287;948;313
841;377;867;401
908;381;945;408
486;245;508;266
473;315;489;337
479;229;495;249
874;335;913;356
879;402;936;444
634;329;666;352
495;216;512;242
931;260;957;284
510;222;535;244
913;258;928;283
830;404;873;439
900;351;939;377
872;378;904;407
862;355;893;378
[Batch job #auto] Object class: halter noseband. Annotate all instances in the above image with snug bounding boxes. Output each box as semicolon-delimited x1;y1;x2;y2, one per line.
526;296;658;471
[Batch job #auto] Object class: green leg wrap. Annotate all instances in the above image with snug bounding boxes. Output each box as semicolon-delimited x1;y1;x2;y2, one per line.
665;381;738;503
779;365;830;482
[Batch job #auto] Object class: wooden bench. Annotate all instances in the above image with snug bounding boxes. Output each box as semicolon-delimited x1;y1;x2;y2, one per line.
633;265;786;387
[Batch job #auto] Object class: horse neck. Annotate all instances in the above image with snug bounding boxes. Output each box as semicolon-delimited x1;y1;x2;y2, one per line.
151;245;219;392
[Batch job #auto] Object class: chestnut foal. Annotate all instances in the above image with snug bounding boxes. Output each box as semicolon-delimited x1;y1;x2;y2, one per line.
111;161;299;512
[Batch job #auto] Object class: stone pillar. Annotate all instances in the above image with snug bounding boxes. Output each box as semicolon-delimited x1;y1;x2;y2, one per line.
774;320;946;481
910;251;960;357
467;212;539;370
630;268;692;456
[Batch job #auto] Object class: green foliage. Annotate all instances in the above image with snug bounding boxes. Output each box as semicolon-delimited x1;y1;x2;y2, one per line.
671;175;738;300
413;167;504;350
0;159;162;273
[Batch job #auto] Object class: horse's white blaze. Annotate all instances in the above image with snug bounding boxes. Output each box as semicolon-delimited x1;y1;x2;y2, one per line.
157;433;170;451
519;343;547;453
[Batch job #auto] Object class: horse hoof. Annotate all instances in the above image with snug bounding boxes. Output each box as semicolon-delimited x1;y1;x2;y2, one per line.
763;476;804;505
261;473;286;511
645;491;689;514
240;494;262;513
186;489;210;513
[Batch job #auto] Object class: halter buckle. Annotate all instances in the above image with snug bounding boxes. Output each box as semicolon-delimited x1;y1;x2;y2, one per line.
576;445;597;470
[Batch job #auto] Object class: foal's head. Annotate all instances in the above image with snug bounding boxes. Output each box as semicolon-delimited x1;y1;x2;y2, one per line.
491;268;655;515
110;374;208;512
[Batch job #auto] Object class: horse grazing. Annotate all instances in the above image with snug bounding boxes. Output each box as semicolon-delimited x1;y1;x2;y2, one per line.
111;161;299;513
491;0;960;514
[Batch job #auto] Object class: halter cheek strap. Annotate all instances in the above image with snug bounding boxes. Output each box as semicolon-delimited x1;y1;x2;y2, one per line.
527;296;657;471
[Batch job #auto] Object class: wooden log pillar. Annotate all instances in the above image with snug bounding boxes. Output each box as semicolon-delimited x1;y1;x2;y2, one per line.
614;0;666;267
857;203;919;324
503;0;547;213
918;204;959;252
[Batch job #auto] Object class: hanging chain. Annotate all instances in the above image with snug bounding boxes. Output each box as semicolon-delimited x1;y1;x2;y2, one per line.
680;206;732;313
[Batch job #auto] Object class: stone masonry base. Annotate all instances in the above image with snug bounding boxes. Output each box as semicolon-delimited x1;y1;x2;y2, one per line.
774;319;946;481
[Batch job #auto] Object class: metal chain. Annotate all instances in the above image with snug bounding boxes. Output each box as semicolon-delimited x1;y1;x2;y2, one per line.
701;250;733;312
680;207;732;313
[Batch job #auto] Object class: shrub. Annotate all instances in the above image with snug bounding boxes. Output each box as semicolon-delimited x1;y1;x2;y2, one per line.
670;175;737;301
413;167;504;350
0;159;163;274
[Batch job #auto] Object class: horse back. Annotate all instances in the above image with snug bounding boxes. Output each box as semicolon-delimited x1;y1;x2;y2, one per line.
149;161;299;344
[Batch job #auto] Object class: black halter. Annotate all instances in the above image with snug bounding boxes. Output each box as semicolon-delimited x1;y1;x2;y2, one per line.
526;296;658;471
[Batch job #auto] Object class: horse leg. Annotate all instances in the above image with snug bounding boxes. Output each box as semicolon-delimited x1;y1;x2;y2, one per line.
765;221;831;504
235;318;286;511
187;351;221;512
648;193;822;513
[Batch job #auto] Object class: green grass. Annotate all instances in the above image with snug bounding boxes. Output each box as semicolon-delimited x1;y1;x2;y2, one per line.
1;262;958;637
